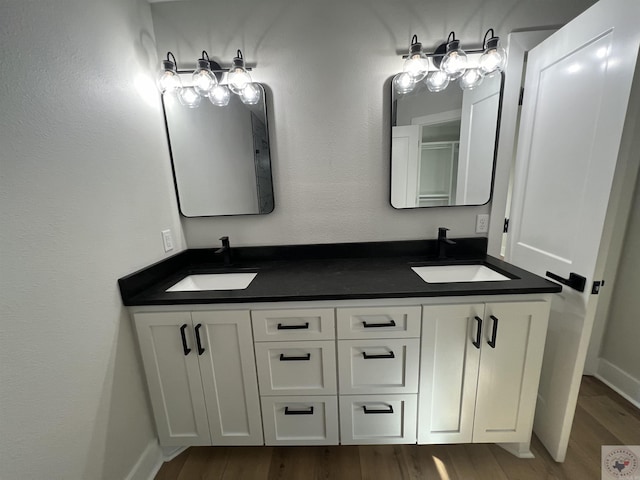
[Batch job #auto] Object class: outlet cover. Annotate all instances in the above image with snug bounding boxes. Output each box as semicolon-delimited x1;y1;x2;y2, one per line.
476;214;490;234
161;229;174;252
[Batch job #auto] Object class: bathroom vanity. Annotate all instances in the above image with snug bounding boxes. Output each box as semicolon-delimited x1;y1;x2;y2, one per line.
119;239;560;453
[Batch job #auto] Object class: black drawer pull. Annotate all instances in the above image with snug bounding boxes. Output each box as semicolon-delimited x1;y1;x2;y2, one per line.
472;316;482;349
545;271;586;292
194;323;205;355
488;315;499;349
284;406;314;415
179;324;191;356
277;322;310;330
362;351;395;359
362;319;396;328
279;353;311;361
363;405;394;414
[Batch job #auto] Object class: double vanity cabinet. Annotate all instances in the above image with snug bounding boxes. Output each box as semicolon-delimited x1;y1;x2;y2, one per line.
120;240;560;453
132;297;549;449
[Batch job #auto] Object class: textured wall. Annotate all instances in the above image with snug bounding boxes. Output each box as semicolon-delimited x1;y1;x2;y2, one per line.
0;0;183;478
150;0;597;248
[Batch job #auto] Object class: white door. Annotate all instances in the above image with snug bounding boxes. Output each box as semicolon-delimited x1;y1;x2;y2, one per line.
391;125;420;207
507;0;640;461
192;310;264;445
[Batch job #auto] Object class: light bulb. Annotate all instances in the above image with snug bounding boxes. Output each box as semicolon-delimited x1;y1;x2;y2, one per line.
479;36;506;76
192;57;218;97
156;55;182;93
210;84;231;106
441;39;467;80
227;51;252;95
425;70;450;92
177;87;202;108
402;37;430;82
393;72;415;94
459;68;484;90
240;83;261;104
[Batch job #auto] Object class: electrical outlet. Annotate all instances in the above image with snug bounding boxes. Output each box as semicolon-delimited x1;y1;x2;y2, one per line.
476;214;490;233
161;229;174;252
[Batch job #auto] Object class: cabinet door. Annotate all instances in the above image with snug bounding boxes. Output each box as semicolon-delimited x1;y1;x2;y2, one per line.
192;311;264;445
134;312;211;446
473;301;550;443
418;304;482;444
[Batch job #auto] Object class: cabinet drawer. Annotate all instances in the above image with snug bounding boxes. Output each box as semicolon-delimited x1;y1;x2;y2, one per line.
252;308;335;341
261;396;339;445
336;306;421;339
339;394;417;444
255;341;337;395
338;339;419;394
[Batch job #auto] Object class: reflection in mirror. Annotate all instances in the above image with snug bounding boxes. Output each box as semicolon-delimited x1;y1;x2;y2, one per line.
163;84;274;217
391;73;502;208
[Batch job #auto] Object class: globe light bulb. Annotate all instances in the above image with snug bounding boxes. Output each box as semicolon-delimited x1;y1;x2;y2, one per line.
479;35;507;76
192;55;218;97
156;54;182;93
210;84;231;106
403;37;430;82
459;68;484;90
441;39;467;80
425;70;450;92
240;83;261;105
393;72;415;94
177;87;202;108
228;51;252;95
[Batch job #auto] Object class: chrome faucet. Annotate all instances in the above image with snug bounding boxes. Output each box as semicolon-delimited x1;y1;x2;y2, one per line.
215;236;232;266
437;227;456;260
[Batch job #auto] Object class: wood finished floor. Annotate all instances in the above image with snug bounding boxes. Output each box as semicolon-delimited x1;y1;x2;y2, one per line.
155;376;640;480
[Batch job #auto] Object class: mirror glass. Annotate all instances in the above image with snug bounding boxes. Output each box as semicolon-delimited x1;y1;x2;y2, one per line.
163;83;274;217
390;73;502;208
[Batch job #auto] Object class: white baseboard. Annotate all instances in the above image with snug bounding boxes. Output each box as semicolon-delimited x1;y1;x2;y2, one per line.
124;440;163;480
596;358;640;409
497;442;534;458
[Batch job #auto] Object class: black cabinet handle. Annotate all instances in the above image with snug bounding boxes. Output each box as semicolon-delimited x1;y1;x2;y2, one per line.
277;322;309;330
362;319;396;328
279;353;311;361
194;323;205;355
472;316;482;349
284;406;314;415
362;351;395;359
488;315;499;349
546;271;586;292
179;324;191;356
363;405;394;414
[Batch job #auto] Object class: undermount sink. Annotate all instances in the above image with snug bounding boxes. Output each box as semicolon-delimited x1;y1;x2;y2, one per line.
166;273;258;292
411;264;510;283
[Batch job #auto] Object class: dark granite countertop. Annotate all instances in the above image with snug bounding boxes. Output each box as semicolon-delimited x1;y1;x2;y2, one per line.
118;238;561;306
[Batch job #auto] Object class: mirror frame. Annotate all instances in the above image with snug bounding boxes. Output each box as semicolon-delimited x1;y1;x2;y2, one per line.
389;72;505;209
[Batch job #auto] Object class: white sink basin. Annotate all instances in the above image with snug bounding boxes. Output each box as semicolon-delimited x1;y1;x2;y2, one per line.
166;273;258;292
411;265;510;283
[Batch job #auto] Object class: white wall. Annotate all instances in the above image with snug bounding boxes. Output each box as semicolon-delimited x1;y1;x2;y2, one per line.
150;0;596;248
0;0;183;479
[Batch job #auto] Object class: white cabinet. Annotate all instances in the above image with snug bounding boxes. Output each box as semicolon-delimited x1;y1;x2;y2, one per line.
417;301;550;444
337;306;420;445
134;310;263;447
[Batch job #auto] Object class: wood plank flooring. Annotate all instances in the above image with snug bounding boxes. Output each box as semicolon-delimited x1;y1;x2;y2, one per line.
155;376;640;480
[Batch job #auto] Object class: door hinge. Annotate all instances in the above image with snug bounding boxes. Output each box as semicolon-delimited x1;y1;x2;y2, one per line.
503;218;510;233
592;280;606;295
518;87;525;106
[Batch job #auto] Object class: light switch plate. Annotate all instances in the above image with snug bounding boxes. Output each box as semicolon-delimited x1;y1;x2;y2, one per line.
476;214;490;233
161;229;174;252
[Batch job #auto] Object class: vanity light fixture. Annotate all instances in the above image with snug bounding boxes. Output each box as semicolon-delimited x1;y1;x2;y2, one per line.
394;29;507;94
156;49;260;107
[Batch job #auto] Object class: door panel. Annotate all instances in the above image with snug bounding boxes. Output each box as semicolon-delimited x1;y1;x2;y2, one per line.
507;0;640;461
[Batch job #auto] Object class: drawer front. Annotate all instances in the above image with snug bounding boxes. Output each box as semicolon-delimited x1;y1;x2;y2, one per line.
252;308;335;342
255;341;337;395
336;306;421;339
338;339;420;394
339;394;417;444
261;396;339;445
